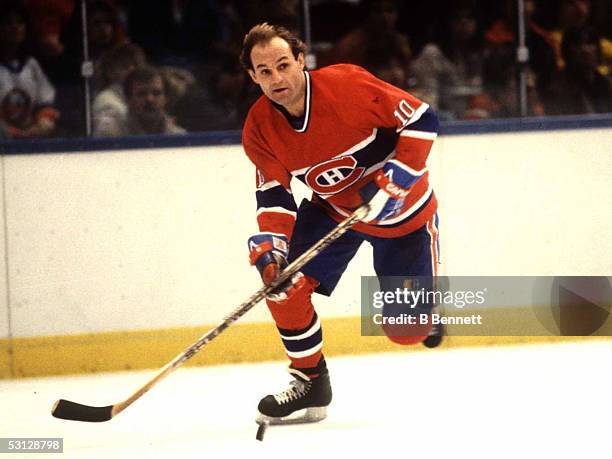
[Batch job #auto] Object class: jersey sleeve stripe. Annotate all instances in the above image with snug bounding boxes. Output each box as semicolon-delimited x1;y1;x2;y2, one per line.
256;185;298;212
256;231;294;238
396;102;430;131
399;130;438;140
257;179;285;192
400;106;439;134
256;206;297;218
388;159;427;176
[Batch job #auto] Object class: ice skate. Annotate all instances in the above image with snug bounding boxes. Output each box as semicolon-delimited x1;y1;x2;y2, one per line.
256;360;332;425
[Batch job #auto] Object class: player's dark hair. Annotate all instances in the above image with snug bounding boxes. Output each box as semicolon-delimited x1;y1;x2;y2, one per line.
240;22;306;71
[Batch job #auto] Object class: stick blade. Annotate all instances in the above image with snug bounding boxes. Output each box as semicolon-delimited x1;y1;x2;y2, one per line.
52;399;113;422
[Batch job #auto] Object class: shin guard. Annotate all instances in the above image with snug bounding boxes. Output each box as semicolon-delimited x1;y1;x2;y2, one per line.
266;275;323;369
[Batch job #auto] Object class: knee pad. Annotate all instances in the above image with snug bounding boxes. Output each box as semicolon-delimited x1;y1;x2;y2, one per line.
382;311;432;346
266;275;319;330
384;330;429;346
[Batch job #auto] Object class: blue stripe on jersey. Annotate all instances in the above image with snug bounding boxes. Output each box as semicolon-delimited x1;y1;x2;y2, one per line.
404;107;439;134
256;185;298;212
292;127;398;187
280;327;323;353
351;127;398;169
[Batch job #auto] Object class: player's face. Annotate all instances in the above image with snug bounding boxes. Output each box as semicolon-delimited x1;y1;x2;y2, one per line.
248;37;305;116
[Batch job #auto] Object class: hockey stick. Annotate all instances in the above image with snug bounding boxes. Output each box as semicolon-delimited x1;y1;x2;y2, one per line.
51;203;370;422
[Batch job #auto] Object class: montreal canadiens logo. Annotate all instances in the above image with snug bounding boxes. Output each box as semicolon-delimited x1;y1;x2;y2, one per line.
304;156;365;196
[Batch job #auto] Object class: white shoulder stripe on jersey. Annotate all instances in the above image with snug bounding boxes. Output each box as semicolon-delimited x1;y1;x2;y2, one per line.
256;206;297;218
399;130;438;140
396;102;430;132
339;128;378;157
388;159;427;176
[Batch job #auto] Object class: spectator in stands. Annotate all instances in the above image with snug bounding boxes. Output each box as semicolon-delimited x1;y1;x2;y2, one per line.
173;46;259;131
411;2;484;120
331;0;411;73
0;2;59;139
119;66;185;136
159;66;197;119
92;42;146;136
482;0;557;94
367;54;410;91
43;0;127;136
364;38;414;90
55;0;127;79
87;0;127;62
537;0;612;76
465;46;544;119
23;0;75;58
542;26;612;115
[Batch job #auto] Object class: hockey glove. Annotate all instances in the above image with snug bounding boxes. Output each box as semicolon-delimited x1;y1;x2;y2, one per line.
248;233;306;302
360;160;419;223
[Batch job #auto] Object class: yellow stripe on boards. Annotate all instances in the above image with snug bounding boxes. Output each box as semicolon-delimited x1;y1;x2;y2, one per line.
0;341;11;378
1;316;609;379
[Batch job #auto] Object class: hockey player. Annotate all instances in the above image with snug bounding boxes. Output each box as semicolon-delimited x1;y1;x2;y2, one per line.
240;23;441;425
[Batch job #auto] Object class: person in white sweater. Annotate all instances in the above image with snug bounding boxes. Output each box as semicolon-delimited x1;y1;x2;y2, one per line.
92;43;146;136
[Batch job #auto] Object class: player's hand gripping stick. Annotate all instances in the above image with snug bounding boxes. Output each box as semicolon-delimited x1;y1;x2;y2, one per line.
248;233;306;302
360;159;420;223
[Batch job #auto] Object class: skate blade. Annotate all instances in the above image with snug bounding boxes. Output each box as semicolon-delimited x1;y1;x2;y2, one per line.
256;406;327;425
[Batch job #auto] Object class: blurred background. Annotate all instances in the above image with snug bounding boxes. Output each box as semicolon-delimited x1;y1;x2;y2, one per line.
1;0;611;142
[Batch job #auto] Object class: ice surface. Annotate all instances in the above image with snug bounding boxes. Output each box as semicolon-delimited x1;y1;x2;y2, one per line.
1;340;610;459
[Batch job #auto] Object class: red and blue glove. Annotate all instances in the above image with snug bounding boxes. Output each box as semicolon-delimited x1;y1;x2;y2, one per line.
360;159;422;223
248;233;306;302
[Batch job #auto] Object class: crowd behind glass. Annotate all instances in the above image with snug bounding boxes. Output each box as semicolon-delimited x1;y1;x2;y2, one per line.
1;0;611;140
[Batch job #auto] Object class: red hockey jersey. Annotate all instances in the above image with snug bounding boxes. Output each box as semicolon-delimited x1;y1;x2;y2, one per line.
242;64;438;240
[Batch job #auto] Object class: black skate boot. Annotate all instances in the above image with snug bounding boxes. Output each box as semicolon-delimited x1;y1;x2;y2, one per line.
422;307;445;348
257;358;332;425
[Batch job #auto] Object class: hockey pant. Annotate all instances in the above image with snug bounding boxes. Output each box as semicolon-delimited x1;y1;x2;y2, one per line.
266;199;440;371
